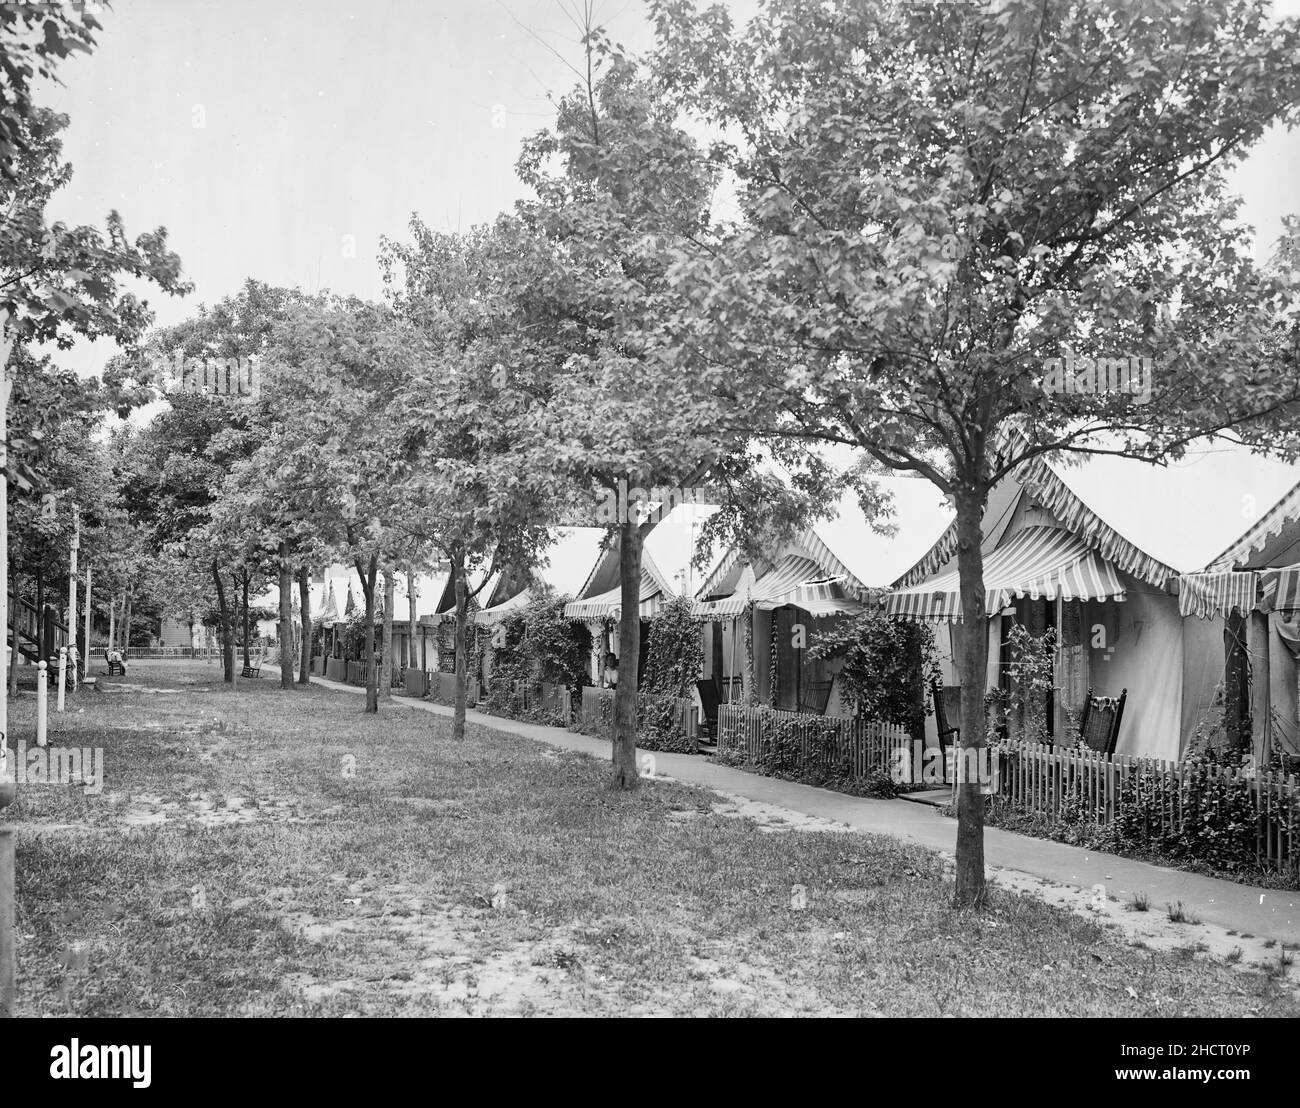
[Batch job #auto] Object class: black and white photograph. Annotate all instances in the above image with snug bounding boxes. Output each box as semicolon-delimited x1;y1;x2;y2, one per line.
2;0;1299;1063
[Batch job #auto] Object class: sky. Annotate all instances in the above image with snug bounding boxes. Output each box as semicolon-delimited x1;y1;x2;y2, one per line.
31;0;1300;380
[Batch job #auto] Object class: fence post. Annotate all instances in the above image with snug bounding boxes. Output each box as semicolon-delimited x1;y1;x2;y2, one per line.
0;824;13;1017
56;647;66;713
36;661;47;747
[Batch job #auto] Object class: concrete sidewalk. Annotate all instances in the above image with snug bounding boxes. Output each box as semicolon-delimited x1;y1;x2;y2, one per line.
292;668;1300;946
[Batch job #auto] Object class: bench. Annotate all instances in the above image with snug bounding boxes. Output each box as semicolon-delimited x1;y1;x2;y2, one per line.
241;658;263;679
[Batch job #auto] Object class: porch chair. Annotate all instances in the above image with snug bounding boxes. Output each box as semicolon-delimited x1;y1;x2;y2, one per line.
695;679;721;740
797;678;834;715
719;675;744;704
1078;687;1126;755
931;681;960;784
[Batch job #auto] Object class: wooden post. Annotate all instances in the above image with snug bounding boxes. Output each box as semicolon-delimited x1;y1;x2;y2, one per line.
67;506;78;691
0;825;14;1018
36;661;47;746
83;564;92;673
56;647;66;712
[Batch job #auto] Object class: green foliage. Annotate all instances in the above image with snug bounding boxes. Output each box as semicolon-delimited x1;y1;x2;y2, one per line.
1003;623;1059;746
641;597;703;698
572;688;697;754
987;751;1300;885
716;707;900;799
482;596;592;726
808;609;938;740
340;608;380;660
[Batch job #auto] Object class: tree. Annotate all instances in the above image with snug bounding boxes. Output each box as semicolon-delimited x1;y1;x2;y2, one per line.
507;39;757;788
129;281;305;683
259;295;411;713
652;0;1300;905
382;223;561;741
0;3;103;182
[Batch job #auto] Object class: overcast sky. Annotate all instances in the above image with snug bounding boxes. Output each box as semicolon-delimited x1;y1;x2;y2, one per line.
35;0;1300;379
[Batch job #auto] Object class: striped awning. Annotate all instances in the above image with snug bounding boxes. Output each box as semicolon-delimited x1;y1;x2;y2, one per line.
1178;572;1258;619
564;577;666;621
884;526;1126;622
694;565;755;618
692;558;864;619
475;589;531;627
1260;565;1300;614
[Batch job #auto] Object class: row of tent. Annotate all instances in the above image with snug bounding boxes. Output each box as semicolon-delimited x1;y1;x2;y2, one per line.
275;439;1300;764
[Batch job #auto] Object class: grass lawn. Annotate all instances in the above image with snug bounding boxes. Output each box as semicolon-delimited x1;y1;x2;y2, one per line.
4;660;1297;1017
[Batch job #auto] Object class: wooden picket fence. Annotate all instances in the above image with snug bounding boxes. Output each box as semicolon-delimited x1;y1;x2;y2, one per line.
486;679;573;723
717;704;911;779
578;686;699;739
429;671;480;707
995;740;1300;874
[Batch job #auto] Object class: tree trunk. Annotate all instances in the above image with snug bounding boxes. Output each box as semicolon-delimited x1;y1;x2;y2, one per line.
407;566;418;669
298;566;311;684
8;582;20;698
381;566;395;700
452;548;469;741
213;561;234;683
240;572;251;668
278;542;294;690
122;589;133;654
611;515;643;790
952;483;989;910
35;569;44;660
107;590;115;654
360;554;379;713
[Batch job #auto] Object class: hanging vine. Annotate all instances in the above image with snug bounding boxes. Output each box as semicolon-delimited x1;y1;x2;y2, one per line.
768;610;778;708
744;607;756;706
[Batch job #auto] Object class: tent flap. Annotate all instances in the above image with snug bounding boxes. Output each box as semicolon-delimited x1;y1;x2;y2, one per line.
1178;571;1258;619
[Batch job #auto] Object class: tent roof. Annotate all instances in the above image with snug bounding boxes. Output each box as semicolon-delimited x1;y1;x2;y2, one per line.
894;440;1299;588
572;503;723;607
885;525;1127;622
694;477;953;606
1208;475;1300;570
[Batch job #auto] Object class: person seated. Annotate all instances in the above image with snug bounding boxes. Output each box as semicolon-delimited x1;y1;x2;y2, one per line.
107;647;126;672
603;653;619;688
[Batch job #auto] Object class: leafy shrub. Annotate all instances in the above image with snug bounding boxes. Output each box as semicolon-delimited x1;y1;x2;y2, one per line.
807;609;937;740
572;687;697;753
717;706;900;798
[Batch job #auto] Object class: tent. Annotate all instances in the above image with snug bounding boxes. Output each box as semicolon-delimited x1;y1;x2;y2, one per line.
693;477;954;716
885;440;1300;761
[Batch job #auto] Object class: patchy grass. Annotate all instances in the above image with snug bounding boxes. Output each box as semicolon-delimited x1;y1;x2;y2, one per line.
4;661;1298;1017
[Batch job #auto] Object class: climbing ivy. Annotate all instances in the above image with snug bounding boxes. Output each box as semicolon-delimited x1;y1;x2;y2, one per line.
641;596;702;698
807;609;939;740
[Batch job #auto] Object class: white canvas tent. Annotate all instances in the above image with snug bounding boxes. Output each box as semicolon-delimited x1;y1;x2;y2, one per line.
886;440;1299;761
693;477;954;716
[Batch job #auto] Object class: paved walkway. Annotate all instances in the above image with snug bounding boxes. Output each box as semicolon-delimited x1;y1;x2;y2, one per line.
292;669;1300;945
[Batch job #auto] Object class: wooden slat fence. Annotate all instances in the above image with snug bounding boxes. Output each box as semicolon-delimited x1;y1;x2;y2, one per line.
718;704;911;779
995;740;1299;875
577;686;699;740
